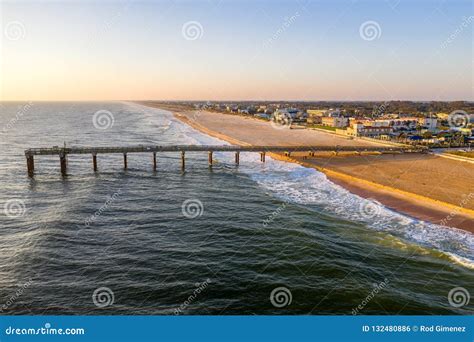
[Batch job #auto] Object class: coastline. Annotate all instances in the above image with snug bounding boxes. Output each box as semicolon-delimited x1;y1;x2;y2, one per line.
137;102;474;233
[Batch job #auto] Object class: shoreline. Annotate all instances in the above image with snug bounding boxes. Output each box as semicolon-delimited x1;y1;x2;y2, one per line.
138;102;474;234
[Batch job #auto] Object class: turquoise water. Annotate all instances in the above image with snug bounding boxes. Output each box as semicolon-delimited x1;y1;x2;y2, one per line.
0;102;472;314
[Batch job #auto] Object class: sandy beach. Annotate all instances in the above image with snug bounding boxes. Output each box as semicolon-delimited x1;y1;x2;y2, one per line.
138;102;474;233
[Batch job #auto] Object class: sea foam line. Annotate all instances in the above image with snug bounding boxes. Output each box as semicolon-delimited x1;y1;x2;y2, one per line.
134;103;474;268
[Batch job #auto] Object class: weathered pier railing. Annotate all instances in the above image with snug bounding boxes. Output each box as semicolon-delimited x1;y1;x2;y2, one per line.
24;145;426;177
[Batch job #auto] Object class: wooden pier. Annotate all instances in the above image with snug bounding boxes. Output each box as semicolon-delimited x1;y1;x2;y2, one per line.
24;144;426;177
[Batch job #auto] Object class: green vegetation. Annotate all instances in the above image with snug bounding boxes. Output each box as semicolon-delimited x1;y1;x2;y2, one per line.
447;151;474;159
308;124;338;132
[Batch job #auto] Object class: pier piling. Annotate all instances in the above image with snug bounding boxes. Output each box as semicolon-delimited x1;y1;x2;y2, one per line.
123;153;128;169
235;151;240;165
59;153;67;176
92;153;97;171
208;151;213;166
181;151;185;171
26;155;34;177
153;152;157;171
260;152;266;162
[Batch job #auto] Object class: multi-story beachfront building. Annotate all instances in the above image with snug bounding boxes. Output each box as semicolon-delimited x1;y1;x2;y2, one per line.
348;117;438;132
321;115;349;128
307;109;327;117
345;123;393;137
383;117;437;131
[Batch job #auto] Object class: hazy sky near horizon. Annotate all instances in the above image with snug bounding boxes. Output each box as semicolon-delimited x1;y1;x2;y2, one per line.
1;0;472;101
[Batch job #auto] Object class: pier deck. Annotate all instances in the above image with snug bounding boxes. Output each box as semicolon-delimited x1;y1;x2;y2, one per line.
24;144;426;176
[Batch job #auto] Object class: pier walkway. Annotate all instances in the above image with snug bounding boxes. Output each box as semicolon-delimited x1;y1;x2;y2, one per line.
24;144;426;176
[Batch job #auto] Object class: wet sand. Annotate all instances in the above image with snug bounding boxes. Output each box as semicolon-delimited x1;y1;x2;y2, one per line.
137;102;474;233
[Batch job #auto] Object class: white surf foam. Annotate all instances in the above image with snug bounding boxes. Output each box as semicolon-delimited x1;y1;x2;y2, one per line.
132;102;474;268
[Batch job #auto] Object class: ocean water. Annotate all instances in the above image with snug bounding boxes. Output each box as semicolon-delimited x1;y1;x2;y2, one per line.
0;101;472;315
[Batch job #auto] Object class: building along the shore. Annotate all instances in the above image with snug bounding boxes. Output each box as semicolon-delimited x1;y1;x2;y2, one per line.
273;108;307;124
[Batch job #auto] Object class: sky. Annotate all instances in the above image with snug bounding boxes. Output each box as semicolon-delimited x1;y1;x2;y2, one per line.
0;0;472;101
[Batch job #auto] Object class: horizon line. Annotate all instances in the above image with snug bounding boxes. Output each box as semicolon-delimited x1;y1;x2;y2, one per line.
1;99;473;103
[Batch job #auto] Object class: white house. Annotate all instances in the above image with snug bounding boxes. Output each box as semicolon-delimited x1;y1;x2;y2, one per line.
273;108;306;123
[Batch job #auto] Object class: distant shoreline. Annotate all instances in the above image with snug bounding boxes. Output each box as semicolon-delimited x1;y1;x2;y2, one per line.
137;101;474;234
